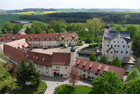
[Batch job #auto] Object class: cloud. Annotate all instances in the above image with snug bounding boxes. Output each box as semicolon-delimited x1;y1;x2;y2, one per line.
0;0;139;10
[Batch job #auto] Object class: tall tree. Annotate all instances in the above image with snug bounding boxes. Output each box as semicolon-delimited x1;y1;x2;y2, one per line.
93;71;124;94
13;23;22;34
16;60;40;87
114;24;123;31
86;18;104;39
89;54;97;61
125;68;140;83
0;62;15;93
125;77;140;94
99;54;109;64
1;22;14;34
110;56;122;67
68;66;79;86
127;25;137;38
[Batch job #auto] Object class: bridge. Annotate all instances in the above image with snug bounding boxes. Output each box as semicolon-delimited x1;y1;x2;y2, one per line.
77;50;97;56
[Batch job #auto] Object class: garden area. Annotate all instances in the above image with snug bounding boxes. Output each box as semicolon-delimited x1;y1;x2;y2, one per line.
55;84;93;94
11;81;47;94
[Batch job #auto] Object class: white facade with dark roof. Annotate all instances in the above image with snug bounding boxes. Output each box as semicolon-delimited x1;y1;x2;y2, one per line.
102;26;132;62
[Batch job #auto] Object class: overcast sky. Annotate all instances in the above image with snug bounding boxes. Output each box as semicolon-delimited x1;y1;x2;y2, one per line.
0;0;139;10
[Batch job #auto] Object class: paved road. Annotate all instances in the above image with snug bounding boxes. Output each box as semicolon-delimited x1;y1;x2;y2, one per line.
76;43;90;52
41;76;92;94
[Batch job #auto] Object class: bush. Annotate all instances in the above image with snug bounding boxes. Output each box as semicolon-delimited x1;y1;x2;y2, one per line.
77;42;83;46
85;37;93;43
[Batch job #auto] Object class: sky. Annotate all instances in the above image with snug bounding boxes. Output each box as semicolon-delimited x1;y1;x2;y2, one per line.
0;0;139;10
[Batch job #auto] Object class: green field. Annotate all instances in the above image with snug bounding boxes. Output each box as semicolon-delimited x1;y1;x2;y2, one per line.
55;84;94;94
0;14;20;26
12;11;59;15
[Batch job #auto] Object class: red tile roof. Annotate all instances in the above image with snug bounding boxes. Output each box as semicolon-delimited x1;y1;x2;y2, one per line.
4;44;26;64
0;33;78;42
51;52;71;66
25;51;52;67
74;58;124;80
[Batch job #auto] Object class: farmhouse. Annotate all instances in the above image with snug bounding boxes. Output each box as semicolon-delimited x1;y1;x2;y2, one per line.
102;26;132;62
1;38;124;80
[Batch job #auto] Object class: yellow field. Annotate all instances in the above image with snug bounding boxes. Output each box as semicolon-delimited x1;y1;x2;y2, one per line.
12;11;59;15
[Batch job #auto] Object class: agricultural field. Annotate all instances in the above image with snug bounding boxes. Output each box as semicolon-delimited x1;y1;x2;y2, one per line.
0;14;20;26
12;11;59;15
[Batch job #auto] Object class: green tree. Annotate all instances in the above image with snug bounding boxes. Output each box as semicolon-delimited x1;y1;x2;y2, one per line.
86;18;104;39
127;25;137;38
133;31;140;55
29;28;35;34
48;28;55;34
125;68;140;83
99;54;109;64
0;62;15;93
13;23;22;34
114;24;122;31
35;26;42;34
110;56;122;67
1;22;14;34
89;54;97;61
125;77;140;94
93;71;124;94
16;59;40;87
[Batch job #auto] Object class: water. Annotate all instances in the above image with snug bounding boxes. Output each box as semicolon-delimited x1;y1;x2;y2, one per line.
124;57;140;71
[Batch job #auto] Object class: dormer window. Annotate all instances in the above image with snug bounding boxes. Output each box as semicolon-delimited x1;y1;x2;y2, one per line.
42;58;45;62
89;67;91;69
25;54;29;59
36;57;39;61
83;61;87;68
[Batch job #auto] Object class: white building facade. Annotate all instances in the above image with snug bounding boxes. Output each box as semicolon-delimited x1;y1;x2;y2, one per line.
102;26;132;62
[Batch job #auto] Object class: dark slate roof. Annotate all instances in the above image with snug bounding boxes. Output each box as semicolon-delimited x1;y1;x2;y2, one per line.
104;30;132;43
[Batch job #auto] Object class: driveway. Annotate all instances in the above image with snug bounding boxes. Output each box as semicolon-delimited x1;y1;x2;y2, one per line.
41;76;92;94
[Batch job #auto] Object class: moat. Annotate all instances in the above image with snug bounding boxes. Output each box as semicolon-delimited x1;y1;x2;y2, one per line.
79;47;140;71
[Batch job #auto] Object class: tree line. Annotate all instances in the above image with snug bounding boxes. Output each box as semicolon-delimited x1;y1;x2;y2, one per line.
20;12;140;24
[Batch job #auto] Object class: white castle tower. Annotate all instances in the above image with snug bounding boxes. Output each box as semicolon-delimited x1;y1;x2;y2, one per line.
70;46;76;67
102;25;110;55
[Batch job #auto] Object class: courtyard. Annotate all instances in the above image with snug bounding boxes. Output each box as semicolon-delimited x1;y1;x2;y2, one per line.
41;76;92;94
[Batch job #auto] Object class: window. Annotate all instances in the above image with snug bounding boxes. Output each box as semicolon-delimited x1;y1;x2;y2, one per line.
118;45;119;47
126;51;128;54
88;72;90;74
114;41;115;43
107;45;109;47
106;50;108;52
118;41;119;43
123;45;125;48
128;46;130;48
111;45;113;47
111;51;113;54
122;41;123;43
121;51;123;53
65;67;67;69
117;51;118;53
114;45;116;47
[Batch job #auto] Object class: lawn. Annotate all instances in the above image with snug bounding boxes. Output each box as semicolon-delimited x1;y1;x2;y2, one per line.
11;81;47;94
55;84;94;94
